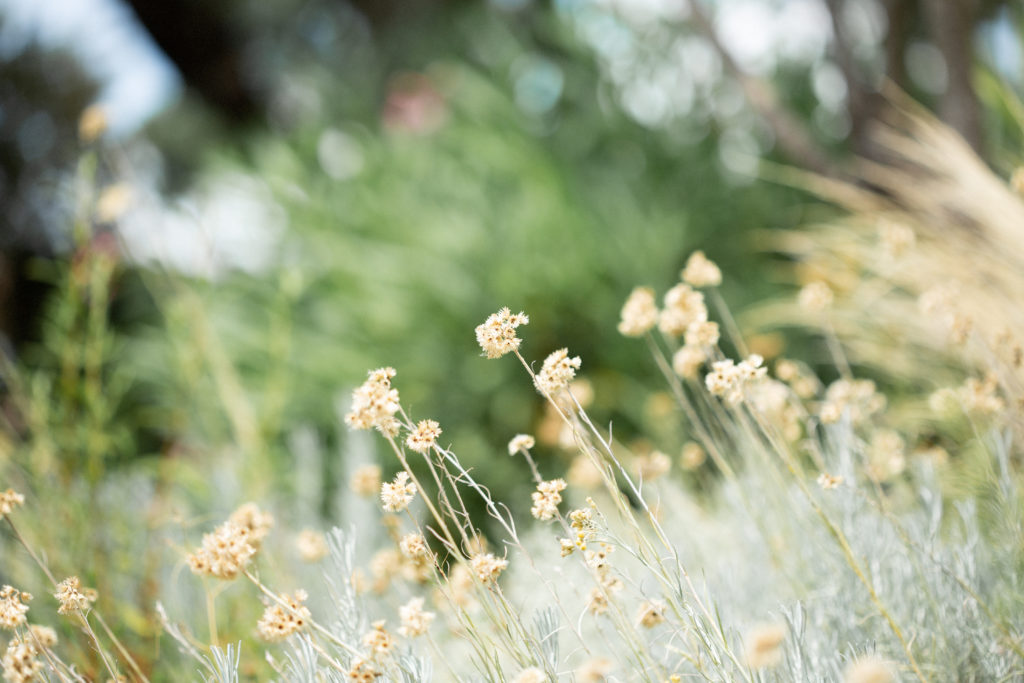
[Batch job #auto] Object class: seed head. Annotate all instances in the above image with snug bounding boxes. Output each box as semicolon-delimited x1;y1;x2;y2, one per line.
256;590;310;642
186;521;257;580
475;307;529;359
297;530;329;563
470;553;508;584
617;287;659;337
361;620;394;657
672;345;706;379
398;597;435;638
54;577;98;616
636;599;667;628
380;472;417;512
843;656;895;683
0;490;24;518
0;587;31;630
743;623;786;669
406;419;442;454
228;503;274;550
798;281;833;312
2;637;42;683
658;284;707;337
507;433;536;455
534;349;581;395
350;464;382;497
345;367;401;436
530;479;567;521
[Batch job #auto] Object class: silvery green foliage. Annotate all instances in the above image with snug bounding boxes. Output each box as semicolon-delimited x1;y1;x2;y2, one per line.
395;652;432;682
202;642;241;683
533;607;560;675
323;526;369;643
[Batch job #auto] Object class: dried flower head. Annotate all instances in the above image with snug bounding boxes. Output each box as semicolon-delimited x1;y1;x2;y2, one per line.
406;419;442;454
470;553;508;584
843;656;895;683
78;105;107;142
798;281;833;312
2;638;41;683
706;355;766;405
817;472;843;490
680;442;706;470
350;464;383;497
0;587;31;630
512;667;547;683
685;320;720;347
878;219;915;259
347;657;380;682
381;472;417;512
507;433;536;455
475;307;529;359
743;623;786;669
54;577;97;616
27;625;57;649
297;529;329;563
229;503;274;550
256;590;310;642
867;430;906;481
672;345;706;379
617;287;659;337
576;657;613;682
633;451;671;481
186;521;257;580
361;620;394;658
567;454;604;489
534;349;582;395
682;250;722;287
345;367;401;436
398;597;435;638
587;587;610;615
820;379;885;425
0;490;24;518
399;533;429;558
530;479;567;521
636;599;667;628
659;284;707;337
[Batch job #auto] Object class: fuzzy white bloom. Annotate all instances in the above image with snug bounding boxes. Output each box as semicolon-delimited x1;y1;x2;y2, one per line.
508;433;536;455
381;472;417;512
476;307;529;359
681;250;722;287
534;349;582;395
530;479;567;521
406;419;442;453
398;597;435;638
617;286;659;337
798;281;833;312
659;284;707;336
345;367;401;436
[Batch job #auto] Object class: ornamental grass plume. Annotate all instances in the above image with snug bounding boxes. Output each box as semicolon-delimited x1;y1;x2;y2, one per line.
475;307;529;359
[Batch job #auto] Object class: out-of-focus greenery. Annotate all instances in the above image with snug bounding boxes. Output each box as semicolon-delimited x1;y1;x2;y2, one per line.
128;8;813;525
